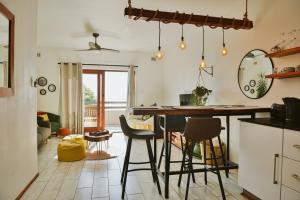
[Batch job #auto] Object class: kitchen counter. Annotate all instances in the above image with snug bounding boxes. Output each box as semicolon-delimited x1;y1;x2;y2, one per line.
239;118;300;131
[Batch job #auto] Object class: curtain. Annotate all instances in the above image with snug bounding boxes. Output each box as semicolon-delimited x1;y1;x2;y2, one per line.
126;65;136;112
59;63;84;134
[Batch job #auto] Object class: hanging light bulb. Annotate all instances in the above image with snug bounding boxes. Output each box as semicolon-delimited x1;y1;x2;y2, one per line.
155;21;164;60
199;27;206;69
179;25;187;50
156;47;163;60
200;55;206;68
221;28;228;56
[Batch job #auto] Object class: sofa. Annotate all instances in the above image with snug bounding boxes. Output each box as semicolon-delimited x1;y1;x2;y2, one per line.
37;111;61;133
37;126;51;146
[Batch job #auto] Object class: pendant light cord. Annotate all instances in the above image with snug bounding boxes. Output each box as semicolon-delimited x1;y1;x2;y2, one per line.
222;28;225;47
202;26;205;59
181;25;184;40
158;21;161;50
244;0;248;19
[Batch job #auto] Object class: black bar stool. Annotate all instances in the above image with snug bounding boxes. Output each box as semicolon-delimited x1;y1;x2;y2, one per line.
178;118;226;200
157;116;196;183
119;115;161;199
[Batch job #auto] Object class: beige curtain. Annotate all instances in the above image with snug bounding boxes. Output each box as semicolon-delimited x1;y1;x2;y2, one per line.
59;63;83;134
126;65;136;112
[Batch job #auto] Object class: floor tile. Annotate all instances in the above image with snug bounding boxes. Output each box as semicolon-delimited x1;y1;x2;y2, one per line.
22;133;248;200
74;187;92;200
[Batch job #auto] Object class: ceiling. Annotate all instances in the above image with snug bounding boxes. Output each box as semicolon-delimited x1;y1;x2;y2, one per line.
37;0;266;52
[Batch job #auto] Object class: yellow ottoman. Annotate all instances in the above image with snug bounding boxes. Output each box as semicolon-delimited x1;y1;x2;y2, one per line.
57;135;86;162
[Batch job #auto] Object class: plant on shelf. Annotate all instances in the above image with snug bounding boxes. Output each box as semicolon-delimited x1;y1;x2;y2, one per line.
256;73;268;98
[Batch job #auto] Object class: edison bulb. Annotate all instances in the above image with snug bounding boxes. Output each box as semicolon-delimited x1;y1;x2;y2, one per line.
156;50;164;60
200;59;206;68
221;47;228;56
179;40;187;50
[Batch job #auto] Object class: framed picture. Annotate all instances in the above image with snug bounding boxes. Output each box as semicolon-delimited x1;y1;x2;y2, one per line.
40;89;46;95
48;84;56;92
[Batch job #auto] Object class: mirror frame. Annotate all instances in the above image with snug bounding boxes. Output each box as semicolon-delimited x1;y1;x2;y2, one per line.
237;49;274;99
0;3;15;97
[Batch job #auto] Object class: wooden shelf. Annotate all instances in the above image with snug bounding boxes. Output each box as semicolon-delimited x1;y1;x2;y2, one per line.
266;46;300;58
265;71;300;79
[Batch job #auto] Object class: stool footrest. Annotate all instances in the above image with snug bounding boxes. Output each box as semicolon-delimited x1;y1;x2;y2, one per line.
127;168;155;172
129;161;151;165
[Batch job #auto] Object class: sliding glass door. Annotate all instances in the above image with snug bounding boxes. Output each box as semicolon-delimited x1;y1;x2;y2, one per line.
83;70;105;131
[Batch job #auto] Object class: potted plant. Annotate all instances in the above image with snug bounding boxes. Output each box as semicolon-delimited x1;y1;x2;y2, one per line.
192;85;212;106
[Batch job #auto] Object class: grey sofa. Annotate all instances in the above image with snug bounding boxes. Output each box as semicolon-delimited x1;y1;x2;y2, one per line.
37;126;51;146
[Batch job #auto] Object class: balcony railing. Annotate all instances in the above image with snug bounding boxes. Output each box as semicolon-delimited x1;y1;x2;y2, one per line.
84;101;127;117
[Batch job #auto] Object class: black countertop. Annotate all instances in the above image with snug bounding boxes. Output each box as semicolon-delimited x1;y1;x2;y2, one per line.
239;118;300;132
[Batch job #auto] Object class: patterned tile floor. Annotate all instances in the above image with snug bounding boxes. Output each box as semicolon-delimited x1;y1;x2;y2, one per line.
22;132;249;200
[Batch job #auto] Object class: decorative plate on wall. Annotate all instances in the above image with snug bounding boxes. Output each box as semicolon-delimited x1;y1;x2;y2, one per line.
40;89;46;95
48;84;56;92
244;85;250;91
249;80;256;87
250;89;255;94
37;77;47;86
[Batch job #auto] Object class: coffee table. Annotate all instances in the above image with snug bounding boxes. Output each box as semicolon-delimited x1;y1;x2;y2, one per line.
84;131;112;153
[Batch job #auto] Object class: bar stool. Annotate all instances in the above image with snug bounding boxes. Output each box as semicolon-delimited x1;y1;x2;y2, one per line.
178;118;226;200
157;116;196;183
119;115;161;199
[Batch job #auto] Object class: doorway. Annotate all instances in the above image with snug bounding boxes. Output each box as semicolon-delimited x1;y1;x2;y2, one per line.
83;70;105;132
83;69;129;131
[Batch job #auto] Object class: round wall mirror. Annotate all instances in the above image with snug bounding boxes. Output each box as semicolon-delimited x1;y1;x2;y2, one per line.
238;49;274;99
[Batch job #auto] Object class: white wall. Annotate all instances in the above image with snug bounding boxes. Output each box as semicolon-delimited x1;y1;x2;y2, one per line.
0;0;38;199
162;0;300;162
36;47;164;125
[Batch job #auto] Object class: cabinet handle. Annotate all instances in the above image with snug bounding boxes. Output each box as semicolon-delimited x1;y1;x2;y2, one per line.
292;174;300;181
293;144;300;150
273;154;279;184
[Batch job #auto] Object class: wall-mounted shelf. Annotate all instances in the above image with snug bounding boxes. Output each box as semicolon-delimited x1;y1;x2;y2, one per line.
265;71;300;79
265;46;300;58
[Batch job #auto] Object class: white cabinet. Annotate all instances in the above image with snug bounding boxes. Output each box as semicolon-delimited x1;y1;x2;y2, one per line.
283;129;300;161
282;129;300;197
281;185;300;200
239;122;283;200
282;157;300;192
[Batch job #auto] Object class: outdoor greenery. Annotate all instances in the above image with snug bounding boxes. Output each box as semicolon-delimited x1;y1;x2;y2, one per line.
84;85;96;104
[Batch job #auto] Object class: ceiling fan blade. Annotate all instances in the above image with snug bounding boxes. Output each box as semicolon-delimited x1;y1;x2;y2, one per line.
100;48;120;53
72;49;93;51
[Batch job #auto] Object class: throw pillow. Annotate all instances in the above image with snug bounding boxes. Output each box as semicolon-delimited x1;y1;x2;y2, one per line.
39;114;49;122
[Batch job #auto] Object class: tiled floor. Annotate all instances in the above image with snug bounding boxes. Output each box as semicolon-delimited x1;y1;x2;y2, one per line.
22;132;249;200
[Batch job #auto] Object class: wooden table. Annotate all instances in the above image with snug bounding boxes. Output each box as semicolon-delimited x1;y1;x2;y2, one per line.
132;105;271;198
84;132;112;153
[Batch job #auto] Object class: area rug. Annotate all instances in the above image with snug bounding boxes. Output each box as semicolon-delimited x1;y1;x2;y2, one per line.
85;133;125;160
85;150;117;160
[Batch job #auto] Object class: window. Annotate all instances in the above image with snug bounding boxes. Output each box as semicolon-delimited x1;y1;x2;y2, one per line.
105;71;128;109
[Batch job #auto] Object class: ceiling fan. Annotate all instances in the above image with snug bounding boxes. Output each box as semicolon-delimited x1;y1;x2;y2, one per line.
73;33;120;53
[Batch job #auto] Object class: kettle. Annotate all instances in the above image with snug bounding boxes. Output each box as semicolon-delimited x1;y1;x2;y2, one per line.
282;97;300;121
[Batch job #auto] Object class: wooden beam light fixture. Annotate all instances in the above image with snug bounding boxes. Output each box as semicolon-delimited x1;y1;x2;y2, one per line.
125;0;253;30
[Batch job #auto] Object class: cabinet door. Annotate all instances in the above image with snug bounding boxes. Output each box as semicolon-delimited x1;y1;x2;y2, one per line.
238;122;283;200
283;129;300;161
281;185;300;200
